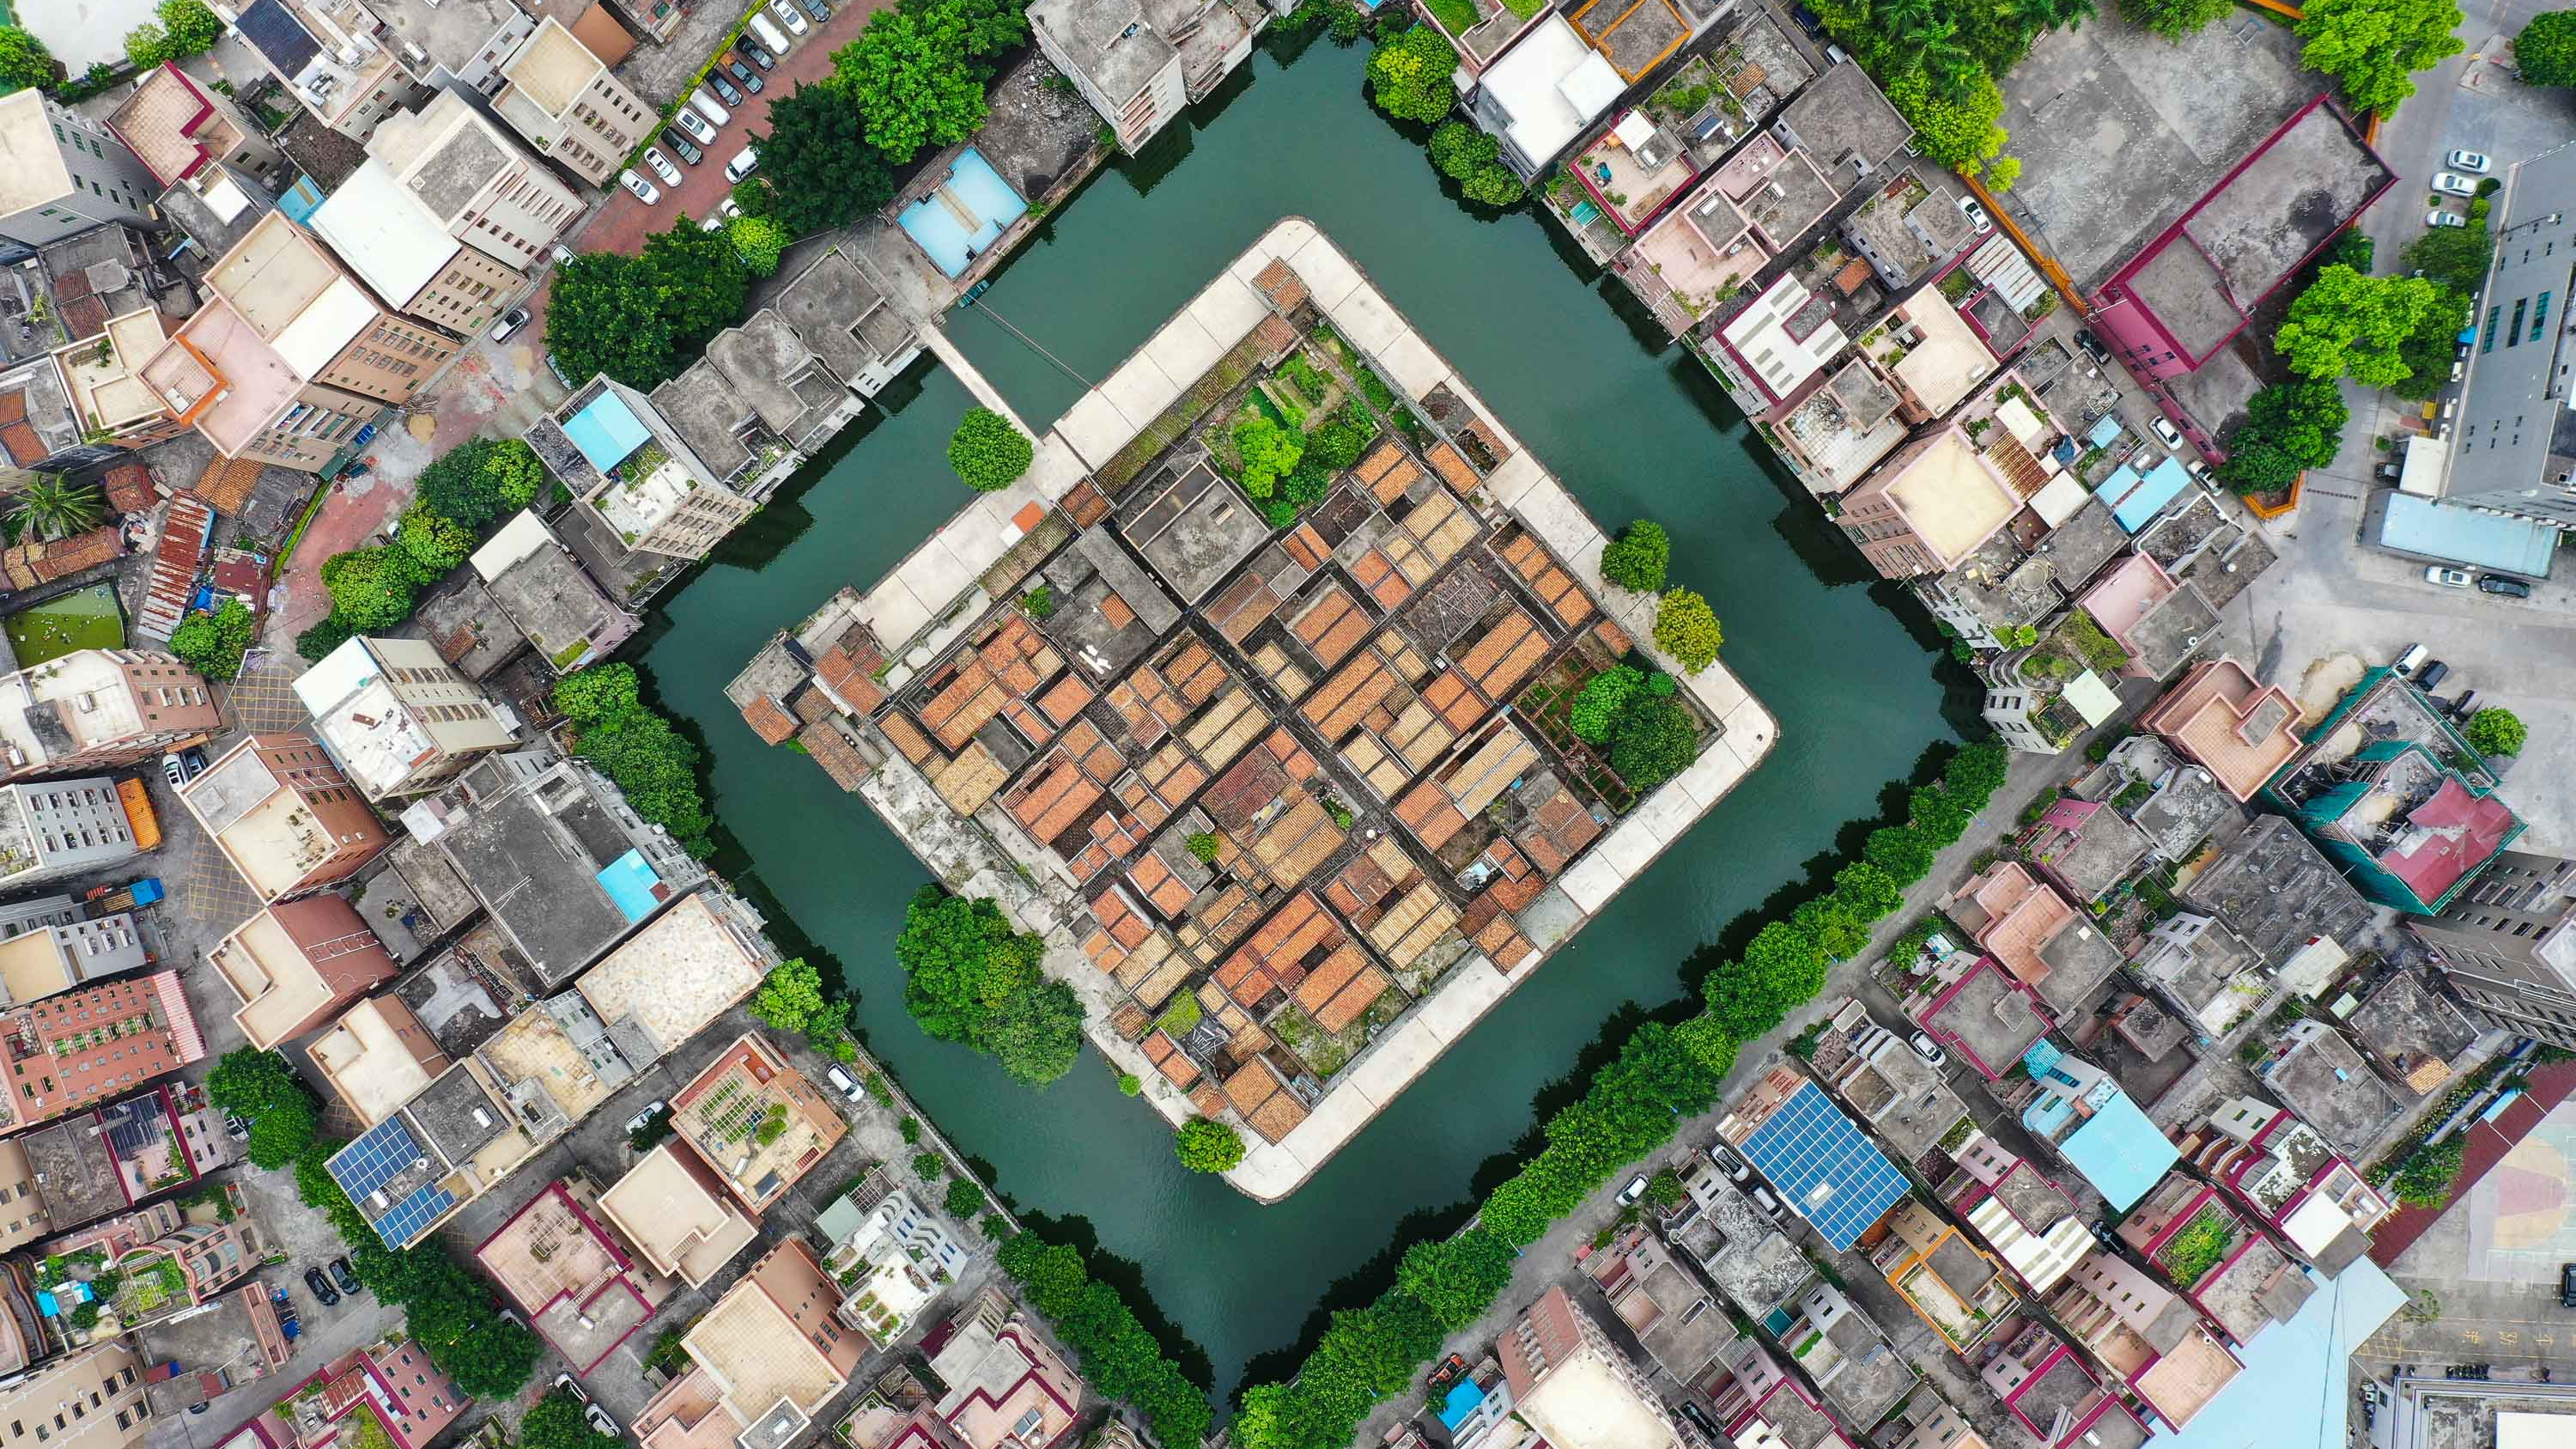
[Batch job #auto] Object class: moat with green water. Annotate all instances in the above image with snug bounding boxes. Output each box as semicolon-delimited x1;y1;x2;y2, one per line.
629;33;1966;1402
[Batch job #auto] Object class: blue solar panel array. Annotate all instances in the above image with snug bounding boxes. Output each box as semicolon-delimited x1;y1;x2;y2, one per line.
377;1184;460;1248
1738;1082;1908;1250
332;1117;427;1203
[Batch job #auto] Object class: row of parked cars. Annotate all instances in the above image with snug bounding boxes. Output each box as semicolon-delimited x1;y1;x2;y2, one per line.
2427;148;2493;229
618;1;831;206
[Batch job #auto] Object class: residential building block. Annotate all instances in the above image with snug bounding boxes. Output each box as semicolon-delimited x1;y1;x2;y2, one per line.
0;974;204;1137
0;777;143;891
1499;1284;1682;1449
491;17;654;186
2414;848;2576;1047
0;91;160;259
179;735;392;903
294;636;513;801
0;650;221;782
369;87;584;271
208;895;400;1051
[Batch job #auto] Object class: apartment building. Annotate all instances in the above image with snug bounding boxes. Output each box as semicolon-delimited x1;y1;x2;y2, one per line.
2443;144;2576;527
0;90;161;259
207;895;400;1051
0;911;146;1010
491;17;655;186
2046;1249;2243;1430
33;1198;268;1350
179;734;391;903
0;777;143;890
840;1285;1087;1449
2136;658;2304;802
106;64;289;199
635;1239;866;1449
2410;848;2576;1047
596;1142;758;1289
0;1343;155;1449
0;973;205;1137
474;1175;676;1373
0;650;221;782
1870;1199;2017;1355
294;636;513;801
311;163;526;336
1030;0;1261;152
1498;1285;1681;1449
141;213;463;470
527;379;762;560
369;88;585;271
234;0;426;142
51;307;191;459
818;1184;968;1347
2182;1096;2393;1273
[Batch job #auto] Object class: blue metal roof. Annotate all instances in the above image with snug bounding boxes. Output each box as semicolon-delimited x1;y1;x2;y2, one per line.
1437;1378;1486;1431
1738;1081;1907;1250
595;849;664;924
2088;414;2124;449
2157;1259;2403;1449
2110;456;2192;533
2056;1087;2178;1211
562;391;652;475
2378;493;2558;578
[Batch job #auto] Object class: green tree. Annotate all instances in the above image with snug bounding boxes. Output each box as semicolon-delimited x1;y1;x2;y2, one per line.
1832;860;1905;922
520;1391;623;1449
1865;823;1939;885
168;599;255;682
1910;782;1971;844
2298;0;2465;115
2464;707;2527;757
9;476;102;541
833;6;989;162
1945;740;2011;807
125;23;178;68
1601;519;1669;592
1885;69;2007;170
414;437;548;530
1792;893;1870;961
1367;24;1459;123
1653;588;1722;672
1425;120;1524;205
396;505;475;576
943;1178;987;1218
1232;413;1304;498
948;407;1034;491
2117;0;2233;40
296;616;355;663
158;0;222;52
1394;1229;1514;1330
1568;665;1643;742
636;223;750;356
2391;1138;2464;1204
2218;379;2348;492
749;958;829;1032
726;214;790;276
2275;266;2443;387
2391;283;2473;401
319;547;421;630
896;886;1081;1087
1701;923;1826;1038
207;1049;319;1170
1984;155;2021;191
1174;1117;1245;1172
545;253;680;390
1608;693;1697;787
754;86;896;234
0;27;58;92
552;665;714;855
1306;415;1370;471
555;661;642;723
2520;11;2576;85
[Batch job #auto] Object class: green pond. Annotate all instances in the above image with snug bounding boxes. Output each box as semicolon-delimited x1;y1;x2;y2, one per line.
633;34;1968;1401
6;583;127;670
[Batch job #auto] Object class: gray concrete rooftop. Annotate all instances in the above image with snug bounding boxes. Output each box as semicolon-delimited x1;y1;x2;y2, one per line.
650;359;757;484
2261;1026;2403;1154
2180;815;2377;962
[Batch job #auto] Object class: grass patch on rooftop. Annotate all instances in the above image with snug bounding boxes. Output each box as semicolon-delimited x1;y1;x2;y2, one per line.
3;583;125;670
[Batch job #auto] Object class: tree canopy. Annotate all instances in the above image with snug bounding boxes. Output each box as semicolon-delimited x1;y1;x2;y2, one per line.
1884;68;2007;170
2297;0;2465;115
1367;23;1459;123
553;664;715;856
1653;588;1723;672
1425;120;1524;206
1174;1117;1245;1172
521;1393;623;1449
2520;12;2576;86
896;886;1083;1087
2275;266;2445;387
1601;520;1670;593
949;407;1035;491
544;228;749;391
0;27;58;92
2216;379;2348;494
753;86;896;234
415;437;549;531
2464;707;2527;758
1394;1230;1515;1331
168;599;255;682
2117;0;2234;40
834;5;992;162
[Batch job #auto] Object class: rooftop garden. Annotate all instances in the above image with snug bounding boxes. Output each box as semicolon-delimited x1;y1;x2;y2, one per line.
2154;1202;2239;1288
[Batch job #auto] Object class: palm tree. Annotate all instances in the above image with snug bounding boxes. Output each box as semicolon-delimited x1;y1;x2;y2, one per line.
9;477;105;542
1878;0;1941;42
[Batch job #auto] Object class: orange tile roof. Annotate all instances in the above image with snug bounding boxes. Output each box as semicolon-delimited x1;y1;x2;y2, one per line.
189;454;264;514
1425;441;1478;493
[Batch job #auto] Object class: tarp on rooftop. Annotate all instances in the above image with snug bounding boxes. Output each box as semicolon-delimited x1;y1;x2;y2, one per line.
2109;456;2192;533
2156;1259;2403;1449
2379;492;2558;578
563;391;651;474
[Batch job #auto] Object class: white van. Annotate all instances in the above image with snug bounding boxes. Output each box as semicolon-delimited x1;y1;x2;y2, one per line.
748;12;791;53
724;145;760;183
690;88;730;129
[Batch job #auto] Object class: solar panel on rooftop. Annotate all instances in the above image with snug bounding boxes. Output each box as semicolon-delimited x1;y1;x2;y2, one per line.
331;1116;427;1204
1740;1083;1908;1250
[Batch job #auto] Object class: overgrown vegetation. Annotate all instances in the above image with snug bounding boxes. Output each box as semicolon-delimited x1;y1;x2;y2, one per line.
747;958;859;1062
296;438;550;660
168;599;255;682
949;407;1036;492
998;1233;1212;1446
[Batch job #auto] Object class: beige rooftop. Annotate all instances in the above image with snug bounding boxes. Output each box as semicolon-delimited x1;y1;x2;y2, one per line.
1888;431;2020;564
597;1144;759;1287
574;892;766;1052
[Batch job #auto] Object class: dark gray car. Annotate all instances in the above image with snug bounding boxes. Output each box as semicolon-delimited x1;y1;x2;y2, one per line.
660;127;702;164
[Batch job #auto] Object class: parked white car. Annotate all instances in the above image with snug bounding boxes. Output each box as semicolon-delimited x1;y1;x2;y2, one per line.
1956;195;1992;234
2431;172;2479;197
2148;415;2184;450
2447;149;2492;173
2427;210;2466;228
2424;565;2472;588
769;0;810;35
672;106;718;146
690;88;731;129
724;146;760;183
642;147;683;187
618;169;659;204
